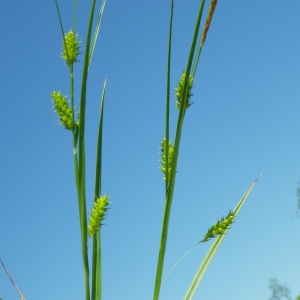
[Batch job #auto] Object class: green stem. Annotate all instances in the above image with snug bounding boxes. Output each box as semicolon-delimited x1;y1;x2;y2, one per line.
92;232;101;300
153;1;174;299
77;1;98;299
191;44;203;77
54;0;71;63
70;62;78;162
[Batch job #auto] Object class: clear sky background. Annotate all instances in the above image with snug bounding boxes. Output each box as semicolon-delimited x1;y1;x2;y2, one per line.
0;1;300;299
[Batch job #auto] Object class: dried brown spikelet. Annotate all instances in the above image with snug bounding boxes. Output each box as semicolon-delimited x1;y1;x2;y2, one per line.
201;0;218;47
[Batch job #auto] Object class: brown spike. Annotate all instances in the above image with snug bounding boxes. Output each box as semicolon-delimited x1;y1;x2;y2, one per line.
201;0;218;46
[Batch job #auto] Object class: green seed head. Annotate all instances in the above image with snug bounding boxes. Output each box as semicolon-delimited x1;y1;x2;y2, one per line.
201;211;235;242
51;91;76;130
175;71;194;110
160;138;174;182
61;30;80;66
88;195;110;237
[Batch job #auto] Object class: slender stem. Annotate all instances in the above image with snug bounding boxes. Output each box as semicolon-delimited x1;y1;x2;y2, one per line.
70;64;75;126
54;0;88;297
92;232;101;300
69;63;79;181
77;1;98;299
78;148;90;300
191;43;203;77
152;1;174;299
54;0;70;63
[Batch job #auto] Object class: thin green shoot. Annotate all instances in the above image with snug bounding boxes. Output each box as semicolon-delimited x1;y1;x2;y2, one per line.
89;0;107;70
91;76;107;300
164;0;174;191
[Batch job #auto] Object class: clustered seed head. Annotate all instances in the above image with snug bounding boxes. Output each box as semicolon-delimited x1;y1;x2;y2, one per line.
88;195;110;237
51;91;76;130
160;138;174;182
61;30;80;66
175;71;194;110
201;211;235;242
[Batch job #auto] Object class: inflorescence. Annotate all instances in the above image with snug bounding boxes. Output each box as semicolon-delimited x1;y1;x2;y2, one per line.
201;210;235;242
88;195;110;237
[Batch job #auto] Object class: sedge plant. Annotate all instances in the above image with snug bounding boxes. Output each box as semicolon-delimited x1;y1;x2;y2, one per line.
1;1;259;299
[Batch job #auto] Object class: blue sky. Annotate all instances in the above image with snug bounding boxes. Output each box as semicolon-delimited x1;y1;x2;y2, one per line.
1;1;300;299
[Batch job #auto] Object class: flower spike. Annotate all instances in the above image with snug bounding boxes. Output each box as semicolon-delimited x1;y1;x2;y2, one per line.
61;30;80;66
160;138;174;182
88;195;110;237
51;91;76;130
201;210;235;243
175;71;194;110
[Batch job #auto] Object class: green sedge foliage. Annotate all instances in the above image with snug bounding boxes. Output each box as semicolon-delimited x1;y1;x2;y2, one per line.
88;195;110;237
160;138;174;183
61;30;80;66
201;211;235;243
175;71;194;110
51;91;76;130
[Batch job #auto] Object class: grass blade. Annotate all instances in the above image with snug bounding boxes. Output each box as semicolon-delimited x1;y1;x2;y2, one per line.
91;77;107;300
152;1;174;299
164;0;174;190
54;0;70;63
88;0;107;70
77;1;98;299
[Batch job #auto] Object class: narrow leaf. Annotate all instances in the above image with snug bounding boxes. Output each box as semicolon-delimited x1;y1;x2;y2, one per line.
88;0;107;70
91;77;107;300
